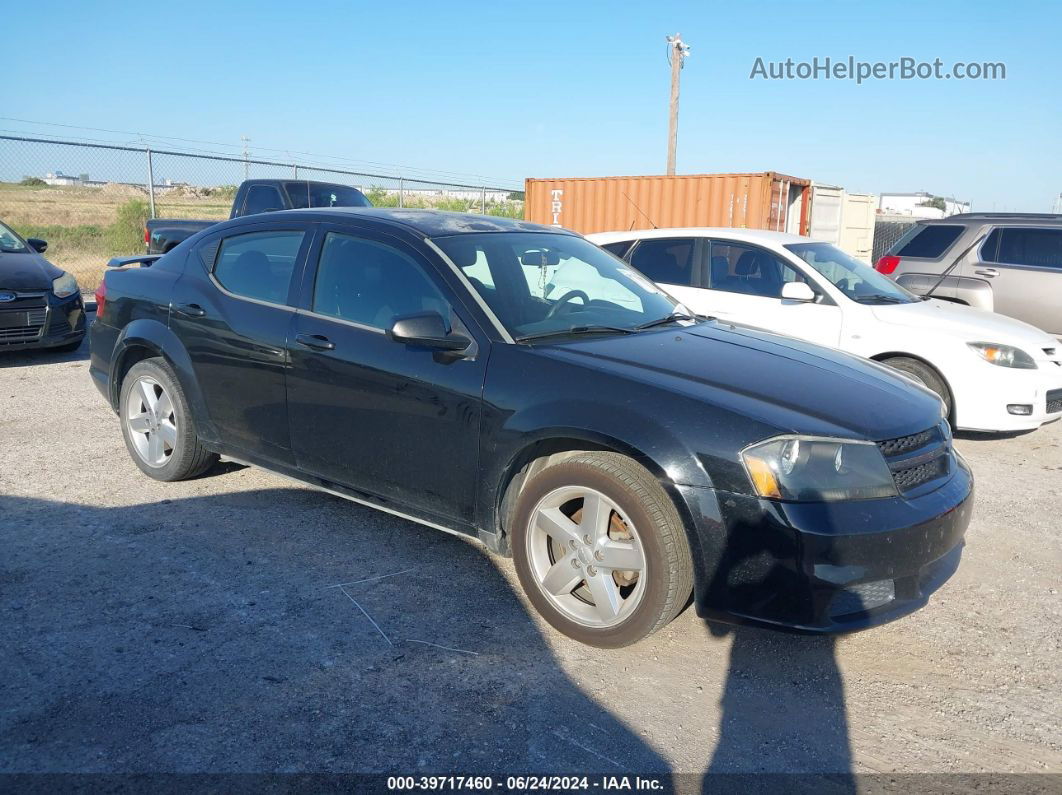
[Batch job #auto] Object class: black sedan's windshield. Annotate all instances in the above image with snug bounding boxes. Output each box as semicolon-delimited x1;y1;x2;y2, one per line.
0;221;29;253
785;242;918;304
433;233;684;339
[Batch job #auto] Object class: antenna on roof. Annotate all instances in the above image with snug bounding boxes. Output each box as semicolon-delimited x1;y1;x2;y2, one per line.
622;192;658;229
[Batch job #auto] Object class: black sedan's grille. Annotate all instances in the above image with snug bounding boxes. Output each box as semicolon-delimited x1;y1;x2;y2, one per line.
877;425;951;494
892;456;949;491
877;428;935;456
0;296;47;344
1047;388;1062;414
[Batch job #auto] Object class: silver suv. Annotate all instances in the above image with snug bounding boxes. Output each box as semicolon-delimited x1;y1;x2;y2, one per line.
875;213;1061;337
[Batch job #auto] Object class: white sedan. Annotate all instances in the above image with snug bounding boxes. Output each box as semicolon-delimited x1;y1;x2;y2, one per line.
582;228;1062;433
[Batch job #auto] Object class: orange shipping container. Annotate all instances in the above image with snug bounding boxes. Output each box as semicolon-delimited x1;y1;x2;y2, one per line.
524;172;812;237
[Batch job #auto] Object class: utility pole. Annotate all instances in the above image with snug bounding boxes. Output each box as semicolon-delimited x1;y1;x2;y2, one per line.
241;135;251;180
665;34;690;176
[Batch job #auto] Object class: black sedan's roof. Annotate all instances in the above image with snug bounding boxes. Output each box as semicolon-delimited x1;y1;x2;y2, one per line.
267;207;571;238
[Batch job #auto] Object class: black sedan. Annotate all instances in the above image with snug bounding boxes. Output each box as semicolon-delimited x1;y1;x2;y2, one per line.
89;209;973;647
0;220;86;352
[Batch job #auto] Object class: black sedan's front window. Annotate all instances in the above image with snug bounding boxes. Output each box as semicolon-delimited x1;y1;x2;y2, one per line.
433;233;681;340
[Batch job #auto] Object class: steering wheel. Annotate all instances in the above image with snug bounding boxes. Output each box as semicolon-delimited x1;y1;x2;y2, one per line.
545;289;590;320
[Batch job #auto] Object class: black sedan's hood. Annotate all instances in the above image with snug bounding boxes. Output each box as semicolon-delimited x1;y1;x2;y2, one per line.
537;321;943;441
0;251;63;290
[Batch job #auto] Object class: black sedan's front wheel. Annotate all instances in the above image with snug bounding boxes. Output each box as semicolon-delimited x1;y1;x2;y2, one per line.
511;452;694;648
119;358;218;481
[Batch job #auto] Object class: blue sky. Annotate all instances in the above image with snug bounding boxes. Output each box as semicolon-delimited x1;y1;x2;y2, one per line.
4;0;1059;209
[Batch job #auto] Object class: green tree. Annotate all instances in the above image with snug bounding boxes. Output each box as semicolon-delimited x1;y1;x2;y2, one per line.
365;186;400;207
109;199;152;252
917;196;947;212
20;177;46;187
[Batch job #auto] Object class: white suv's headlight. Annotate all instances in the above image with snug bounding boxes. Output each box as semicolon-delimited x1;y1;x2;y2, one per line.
967;342;1037;369
51;271;79;299
741;435;898;501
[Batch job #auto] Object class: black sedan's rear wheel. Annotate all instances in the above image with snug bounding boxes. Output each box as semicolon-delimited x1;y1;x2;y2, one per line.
119;358;218;481
510;452;694;648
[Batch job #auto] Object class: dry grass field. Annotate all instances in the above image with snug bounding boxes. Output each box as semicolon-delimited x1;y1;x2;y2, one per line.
0;182;231;290
1;182;523;292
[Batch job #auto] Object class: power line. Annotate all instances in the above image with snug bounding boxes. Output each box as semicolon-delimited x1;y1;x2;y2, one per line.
0;116;523;187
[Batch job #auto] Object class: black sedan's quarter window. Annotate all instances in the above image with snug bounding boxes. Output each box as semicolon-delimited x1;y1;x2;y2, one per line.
213;230;305;305
312;233;449;329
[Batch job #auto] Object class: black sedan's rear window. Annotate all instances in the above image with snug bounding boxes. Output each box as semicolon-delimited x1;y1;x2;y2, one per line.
894;224;964;258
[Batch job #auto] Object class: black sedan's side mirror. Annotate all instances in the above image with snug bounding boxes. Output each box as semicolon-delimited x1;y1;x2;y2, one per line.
27;238;48;254
388;311;470;352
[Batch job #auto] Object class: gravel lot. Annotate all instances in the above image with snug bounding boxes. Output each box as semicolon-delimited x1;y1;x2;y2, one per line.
1;333;1060;780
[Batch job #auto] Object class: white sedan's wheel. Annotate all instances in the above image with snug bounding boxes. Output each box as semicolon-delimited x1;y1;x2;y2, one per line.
511;452;694;647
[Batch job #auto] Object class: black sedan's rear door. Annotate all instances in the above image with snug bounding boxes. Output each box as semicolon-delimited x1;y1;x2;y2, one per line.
169;221;316;467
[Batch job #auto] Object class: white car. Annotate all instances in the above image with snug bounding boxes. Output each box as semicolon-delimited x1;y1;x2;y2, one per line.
582;228;1062;433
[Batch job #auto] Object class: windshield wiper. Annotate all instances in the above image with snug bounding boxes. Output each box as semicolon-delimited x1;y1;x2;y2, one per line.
633;311;701;330
515;325;636;343
853;294;907;304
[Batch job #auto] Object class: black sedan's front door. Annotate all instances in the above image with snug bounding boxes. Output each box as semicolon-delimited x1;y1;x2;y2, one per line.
285;226;487;525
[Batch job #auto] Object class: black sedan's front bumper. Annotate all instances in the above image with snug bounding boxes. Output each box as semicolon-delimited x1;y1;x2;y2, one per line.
0;291;86;351
679;460;974;633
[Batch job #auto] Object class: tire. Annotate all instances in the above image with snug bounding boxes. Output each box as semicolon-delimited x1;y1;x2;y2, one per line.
118;357;218;481
510;452;694;648
882;356;952;418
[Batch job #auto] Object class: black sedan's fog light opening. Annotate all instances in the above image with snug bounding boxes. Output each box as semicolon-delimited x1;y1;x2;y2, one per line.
828;579;896;618
1007;404;1033;416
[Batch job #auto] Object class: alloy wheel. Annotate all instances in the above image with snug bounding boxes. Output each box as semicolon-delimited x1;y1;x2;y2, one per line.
526;486;647;628
125;376;177;468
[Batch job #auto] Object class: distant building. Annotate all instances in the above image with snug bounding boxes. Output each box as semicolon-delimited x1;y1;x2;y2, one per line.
369;187;513;203
42;171;106;188
878;191;970;219
43;171;80;186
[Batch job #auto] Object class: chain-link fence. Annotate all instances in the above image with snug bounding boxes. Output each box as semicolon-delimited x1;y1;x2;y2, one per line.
872;215;919;263
0;135;523;289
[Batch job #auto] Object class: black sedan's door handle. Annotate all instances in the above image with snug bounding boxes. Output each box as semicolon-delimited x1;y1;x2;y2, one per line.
295;333;336;351
174;303;206;318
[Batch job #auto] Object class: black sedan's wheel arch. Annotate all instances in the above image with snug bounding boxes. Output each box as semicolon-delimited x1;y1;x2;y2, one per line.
508;451;695;647
496;436;679;555
107;322;220;447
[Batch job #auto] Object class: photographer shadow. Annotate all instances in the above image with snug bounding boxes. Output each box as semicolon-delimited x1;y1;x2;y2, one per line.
0;488;670;776
700;518;858;792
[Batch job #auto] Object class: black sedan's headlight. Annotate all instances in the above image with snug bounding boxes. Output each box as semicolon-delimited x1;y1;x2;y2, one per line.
51;272;79;299
741;435;897;501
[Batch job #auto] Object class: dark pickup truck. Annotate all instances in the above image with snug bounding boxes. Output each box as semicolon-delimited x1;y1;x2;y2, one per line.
145;179;371;253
